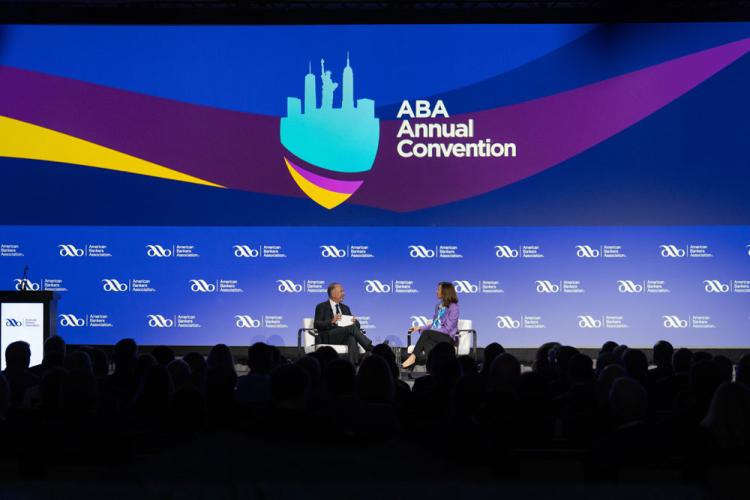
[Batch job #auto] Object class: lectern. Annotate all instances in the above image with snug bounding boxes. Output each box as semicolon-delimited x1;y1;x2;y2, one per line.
0;291;59;370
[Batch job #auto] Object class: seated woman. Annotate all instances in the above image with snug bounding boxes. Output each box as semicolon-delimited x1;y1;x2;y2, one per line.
401;281;459;369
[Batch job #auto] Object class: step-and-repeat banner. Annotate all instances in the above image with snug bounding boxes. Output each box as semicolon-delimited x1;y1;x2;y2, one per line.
1;24;749;346
1;226;749;347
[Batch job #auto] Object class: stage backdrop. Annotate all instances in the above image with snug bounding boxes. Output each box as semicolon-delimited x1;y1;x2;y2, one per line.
0;23;748;348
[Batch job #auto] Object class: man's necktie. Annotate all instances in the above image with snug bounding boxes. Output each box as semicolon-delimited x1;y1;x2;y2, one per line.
335;303;341;315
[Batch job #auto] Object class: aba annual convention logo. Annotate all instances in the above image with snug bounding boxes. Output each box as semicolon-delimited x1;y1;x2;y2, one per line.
280;54;380;210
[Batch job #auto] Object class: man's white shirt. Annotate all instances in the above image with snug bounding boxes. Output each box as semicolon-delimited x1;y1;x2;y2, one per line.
329;299;341;322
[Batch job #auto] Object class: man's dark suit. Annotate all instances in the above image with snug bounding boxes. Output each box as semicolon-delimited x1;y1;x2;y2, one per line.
314;301;372;364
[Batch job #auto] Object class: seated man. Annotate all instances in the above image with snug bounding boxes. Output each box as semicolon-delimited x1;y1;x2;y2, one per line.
314;282;372;364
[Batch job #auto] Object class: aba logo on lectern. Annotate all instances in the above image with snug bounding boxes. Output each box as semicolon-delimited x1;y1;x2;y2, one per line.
4;318;22;327
280;54;379;210
663;315;689;328
577;315;602;328
147;315;174;328
146;245;173;257
660;244;686;258
364;280;391;293
535;280;560;293
102;279;128;292
14;278;40;291
704;280;730;293
59;314;85;327
235;315;261;328
496;316;521;329
320;245;346;258
409;245;436;258
277;280;303;293
234;245;260;258
495;246;519;258
453;281;479;294
190;279;216;293
58;244;85;257
617;280;643;293
575;245;600;258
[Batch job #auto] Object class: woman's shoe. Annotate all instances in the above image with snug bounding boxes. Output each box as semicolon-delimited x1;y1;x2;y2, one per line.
401;354;417;370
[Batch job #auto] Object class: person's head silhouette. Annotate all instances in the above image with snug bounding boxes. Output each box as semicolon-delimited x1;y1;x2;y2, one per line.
4;341;31;371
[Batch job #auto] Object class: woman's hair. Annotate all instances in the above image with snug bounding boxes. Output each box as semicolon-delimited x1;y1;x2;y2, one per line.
439;281;458;306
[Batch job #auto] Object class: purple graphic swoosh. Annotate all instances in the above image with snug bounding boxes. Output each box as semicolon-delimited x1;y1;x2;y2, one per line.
285;157;363;194
1;37;748;212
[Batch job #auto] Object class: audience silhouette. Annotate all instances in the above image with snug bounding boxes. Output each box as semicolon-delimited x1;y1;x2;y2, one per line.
0;335;747;487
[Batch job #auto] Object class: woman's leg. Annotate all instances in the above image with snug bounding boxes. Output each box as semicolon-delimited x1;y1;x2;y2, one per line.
402;329;434;368
412;329;430;361
402;330;453;369
421;330;453;363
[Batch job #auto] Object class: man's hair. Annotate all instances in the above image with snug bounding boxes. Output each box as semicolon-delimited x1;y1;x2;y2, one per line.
327;282;341;298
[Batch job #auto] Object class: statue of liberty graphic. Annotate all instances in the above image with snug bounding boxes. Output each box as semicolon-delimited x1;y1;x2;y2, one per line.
280;54;380;209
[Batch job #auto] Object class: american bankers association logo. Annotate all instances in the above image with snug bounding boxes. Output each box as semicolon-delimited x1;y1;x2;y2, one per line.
535;280;560;293
102;279;128;292
320;245;346;258
496;316;520;329
280;54;379;210
617;280;643;293
14;278;40;291
364;280;391;293
663;315;688;328
495;245;519;258
146;245;173;257
453;280;478;294
578;315;602;328
409;245;436;258
575;245;600;258
234;245;260;258
190;279;216;293
660;244;686;258
147;315;174;328
235;315;261;328
58;244;85;257
703;279;730;293
277;280;303;293
59;314;85;327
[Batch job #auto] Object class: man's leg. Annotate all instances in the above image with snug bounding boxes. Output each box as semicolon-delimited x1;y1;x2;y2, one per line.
321;328;348;345
347;335;358;365
320;327;360;364
348;325;372;352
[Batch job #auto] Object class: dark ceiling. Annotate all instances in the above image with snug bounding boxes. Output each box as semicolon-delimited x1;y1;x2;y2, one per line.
1;1;750;24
